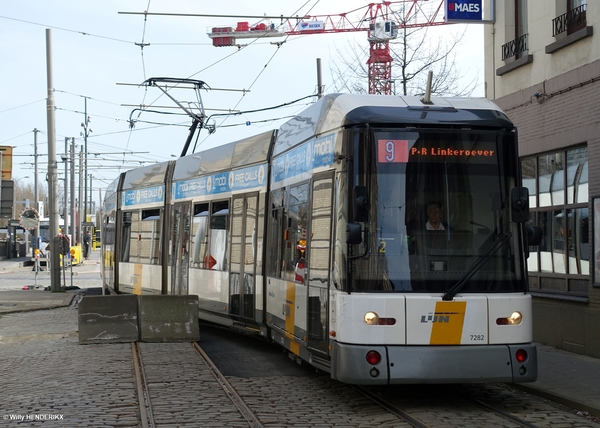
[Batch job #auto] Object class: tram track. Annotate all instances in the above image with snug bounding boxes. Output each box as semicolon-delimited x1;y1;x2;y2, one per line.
355;384;544;428
131;342;155;428
131;341;264;428
354;385;432;428
191;342;264;428
448;388;539;428
129;329;596;428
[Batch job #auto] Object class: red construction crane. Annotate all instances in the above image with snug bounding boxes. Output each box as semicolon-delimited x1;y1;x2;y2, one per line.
207;1;449;95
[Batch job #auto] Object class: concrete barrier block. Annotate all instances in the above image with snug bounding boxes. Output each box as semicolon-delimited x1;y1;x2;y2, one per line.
78;295;139;344
139;295;200;342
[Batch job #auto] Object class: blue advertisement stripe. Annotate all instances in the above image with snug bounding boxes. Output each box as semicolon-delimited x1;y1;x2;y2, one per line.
272;133;335;183
173;163;267;200
122;185;165;207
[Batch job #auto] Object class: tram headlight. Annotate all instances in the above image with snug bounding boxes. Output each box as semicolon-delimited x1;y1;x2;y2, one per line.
364;312;379;325
364;312;396;325
496;311;523;325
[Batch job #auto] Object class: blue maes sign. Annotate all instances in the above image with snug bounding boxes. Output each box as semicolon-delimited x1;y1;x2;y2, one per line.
445;0;483;22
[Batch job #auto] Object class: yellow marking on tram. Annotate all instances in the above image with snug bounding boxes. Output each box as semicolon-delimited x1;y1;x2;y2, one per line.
429;301;467;345
133;264;143;295
289;340;300;355
285;282;300;356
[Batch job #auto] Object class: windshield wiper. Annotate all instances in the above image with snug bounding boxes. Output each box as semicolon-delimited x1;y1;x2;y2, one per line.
442;232;513;301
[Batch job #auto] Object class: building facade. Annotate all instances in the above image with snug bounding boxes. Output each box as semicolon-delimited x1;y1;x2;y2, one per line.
484;0;600;357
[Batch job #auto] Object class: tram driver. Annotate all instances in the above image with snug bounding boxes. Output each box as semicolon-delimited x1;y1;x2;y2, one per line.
425;201;450;231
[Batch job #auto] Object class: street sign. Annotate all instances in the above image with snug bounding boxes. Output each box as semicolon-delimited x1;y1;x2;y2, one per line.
20;208;40;230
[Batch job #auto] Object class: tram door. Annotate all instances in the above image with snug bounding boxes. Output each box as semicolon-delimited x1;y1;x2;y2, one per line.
171;202;191;295
229;193;258;320
307;172;334;356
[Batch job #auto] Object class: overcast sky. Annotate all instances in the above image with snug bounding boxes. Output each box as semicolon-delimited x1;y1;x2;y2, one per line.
0;0;484;204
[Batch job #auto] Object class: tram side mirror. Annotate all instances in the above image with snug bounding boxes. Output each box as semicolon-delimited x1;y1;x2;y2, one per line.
511;187;529;223
526;224;543;246
346;222;362;245
353;185;370;223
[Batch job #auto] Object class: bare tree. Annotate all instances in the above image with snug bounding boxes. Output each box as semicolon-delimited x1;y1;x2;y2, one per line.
330;22;479;97
2;180;48;227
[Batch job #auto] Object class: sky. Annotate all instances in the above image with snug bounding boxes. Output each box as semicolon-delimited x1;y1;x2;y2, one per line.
0;0;484;207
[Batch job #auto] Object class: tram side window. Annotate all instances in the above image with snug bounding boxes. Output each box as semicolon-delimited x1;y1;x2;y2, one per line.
209;201;229;271
129;211;141;262
191;203;209;269
140;209;162;265
120;211;132;263
103;215;115;246
267;188;285;277
283;183;309;282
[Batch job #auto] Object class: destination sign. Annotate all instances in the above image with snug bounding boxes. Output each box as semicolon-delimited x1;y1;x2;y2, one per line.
410;147;495;157
378;138;497;164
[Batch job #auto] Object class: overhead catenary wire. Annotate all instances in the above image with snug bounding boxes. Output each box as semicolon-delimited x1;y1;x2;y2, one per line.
0;1;311;161
138;0;153;81
5;2;338;181
126;0;153;156
12;128;172;173
125;0;320;154
0;14;135;44
0;99;47;115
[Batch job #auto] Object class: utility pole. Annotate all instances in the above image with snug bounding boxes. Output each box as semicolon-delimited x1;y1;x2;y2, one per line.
78;146;83;247
89;174;93;218
81;98;90;226
316;58;323;99
70;138;76;246
46;28;61;292
63;137;70;242
33;128;40;252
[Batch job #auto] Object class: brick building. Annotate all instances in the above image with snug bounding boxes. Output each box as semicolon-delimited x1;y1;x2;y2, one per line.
484;0;599;356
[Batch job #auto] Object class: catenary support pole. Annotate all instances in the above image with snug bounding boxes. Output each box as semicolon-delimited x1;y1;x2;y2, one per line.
83;98;88;225
46;29;61;292
64;137;69;241
70;138;76;246
78;146;83;247
33;128;40;252
316;58;323;99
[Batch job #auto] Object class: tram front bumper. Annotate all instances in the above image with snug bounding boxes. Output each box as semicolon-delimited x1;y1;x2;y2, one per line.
330;342;538;385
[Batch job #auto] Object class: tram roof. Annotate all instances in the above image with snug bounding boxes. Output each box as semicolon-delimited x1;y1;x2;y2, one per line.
274;93;513;156
172;130;275;181
104;174;121;199
122;160;172;191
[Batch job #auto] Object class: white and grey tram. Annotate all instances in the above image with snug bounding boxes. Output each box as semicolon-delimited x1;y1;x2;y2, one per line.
102;93;540;385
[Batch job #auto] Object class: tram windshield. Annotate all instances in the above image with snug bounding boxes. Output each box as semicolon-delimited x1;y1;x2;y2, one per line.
349;128;525;293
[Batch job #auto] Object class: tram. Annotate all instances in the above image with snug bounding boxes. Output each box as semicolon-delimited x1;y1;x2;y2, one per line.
102;93;540;384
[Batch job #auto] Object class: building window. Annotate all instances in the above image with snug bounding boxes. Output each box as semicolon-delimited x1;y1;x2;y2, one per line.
552;0;587;36
502;0;529;61
593;197;600;286
523;146;589;296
